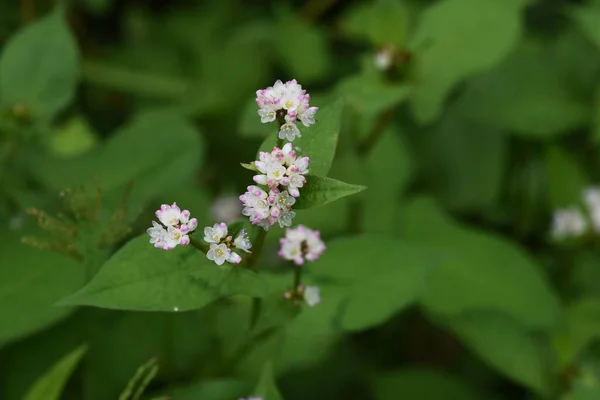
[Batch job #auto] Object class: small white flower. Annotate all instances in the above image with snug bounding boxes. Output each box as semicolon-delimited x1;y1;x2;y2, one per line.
583;187;600;233
203;222;228;244
375;48;394;70
278;122;301;142
227;251;242;264
278;225;326;264
147;221;168;249
240;186;270;226
155;202;181;226
234;229;252;253
303;286;321;307
552;207;588;239
258;107;277;123
206;243;231;266
278;209;296;228
148;204;197;251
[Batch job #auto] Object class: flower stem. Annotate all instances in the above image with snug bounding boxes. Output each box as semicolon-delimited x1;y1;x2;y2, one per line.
247;228;267;271
293;265;302;289
357;107;394;156
189;237;208;254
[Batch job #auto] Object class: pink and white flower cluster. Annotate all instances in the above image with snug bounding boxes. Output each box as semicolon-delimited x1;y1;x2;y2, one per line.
256;79;318;142
240;143;309;230
204;223;252;266
279;225;325;265
254;143;309;197
147;202;198;250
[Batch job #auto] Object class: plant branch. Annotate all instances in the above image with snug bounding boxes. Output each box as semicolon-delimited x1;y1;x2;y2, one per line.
189;237;208;254
247;228;267;271
357;108;395;156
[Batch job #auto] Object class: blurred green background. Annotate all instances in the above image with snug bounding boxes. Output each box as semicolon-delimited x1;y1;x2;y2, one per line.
3;0;600;399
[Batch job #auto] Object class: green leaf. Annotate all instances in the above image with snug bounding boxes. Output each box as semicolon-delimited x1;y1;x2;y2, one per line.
294;175;366;210
171;379;250;400
398;197;560;329
362;126;412;233
259;100;344;176
425;103;508;213
374;367;482;400
336;74;410;118
409;0;525;123
0;232;84;347
48;116;99;158
33;110;203;202
0;7;80;120
118;358;159;400
314;234;436;331
571;3;600;53
58;235;266;311
554;299;600;368
544;146;589;209
252;362;284;400
239;97;272;138
341;0;412;47
253;292;302;335
24;344;87;400
274;10;330;82
456;40;590;139
436;311;551;394
562;375;600;400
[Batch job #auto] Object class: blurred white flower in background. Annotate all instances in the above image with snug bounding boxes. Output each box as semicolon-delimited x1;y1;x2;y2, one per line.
210;195;242;223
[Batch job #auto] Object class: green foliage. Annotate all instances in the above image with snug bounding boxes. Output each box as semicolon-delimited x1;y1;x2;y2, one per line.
314;234;436;331
251;362;284;400
0;7;79;121
59;235;266;311
373;367;482;400
294;175;366;209
24;344;87;400
438;311;552;394
399;197;560;329
2;0;600;399
0;232;83;346
408;0;526;123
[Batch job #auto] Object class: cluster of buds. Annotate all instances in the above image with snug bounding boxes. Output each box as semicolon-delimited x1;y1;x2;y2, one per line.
256;79;317;142
203;223;252;266
24;184;134;260
278;225;325;265
240;143;309;230
551;187;600;240
284;284;321;307
147;202;198;250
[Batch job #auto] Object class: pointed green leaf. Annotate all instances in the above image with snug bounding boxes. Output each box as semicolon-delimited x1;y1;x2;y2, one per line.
252;362;284;400
544;146;589;209
315;234;436;331
436;311;551;395
409;0;525;123
294;175;366;209
58;235;266;311
24;344;87;400
399;197;560;329
0;7;80;119
341;0;412;47
259;100;344;176
0;232;84;347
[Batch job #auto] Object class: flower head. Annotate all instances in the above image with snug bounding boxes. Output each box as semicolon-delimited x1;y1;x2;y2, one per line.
147;204;197;250
234;229;252;253
279;225;325;265
303;286;321;307
551;207;588;240
255;79;318;143
207;243;231;266
201;223;252;265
